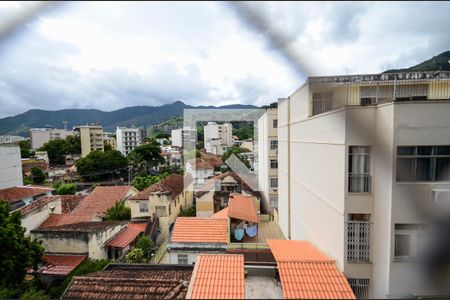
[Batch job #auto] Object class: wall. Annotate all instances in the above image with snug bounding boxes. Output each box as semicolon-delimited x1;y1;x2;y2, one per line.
196;191;214;217
126;199;151;219
87;223;127;259
168;248;226;264
21;197;62;235
31;231;89;255
0;145;23;189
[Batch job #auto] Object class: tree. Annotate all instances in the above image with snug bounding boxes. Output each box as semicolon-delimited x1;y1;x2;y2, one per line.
134;236;155;261
128;143;164;171
63;135;81;154
221;146;251;171
155;133;170;139
30;167;45;184
103;143;113;152
76;150;128;181
0;201;44;289
104;202;131;221
39;136;81;165
17;140;34;159
131;173;169;191
54;183;77;195
124;248;145;263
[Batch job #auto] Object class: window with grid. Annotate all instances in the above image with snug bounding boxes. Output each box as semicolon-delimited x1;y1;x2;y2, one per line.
270;140;278;150
177;254;188;264
347;214;371;262
312;91;333;115
348;146;371;193
139;201;148;212
270;177;278;188
348;278;370;299
397;146;450;182
394;224;425;260
270;196;278;208
273;119;278;128
270;159;278;169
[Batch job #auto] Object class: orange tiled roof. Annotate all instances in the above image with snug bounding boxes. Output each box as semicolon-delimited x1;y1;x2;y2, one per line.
227;194;259;223
171;217;228;243
131;174;192;200
61;195;85;213
0;186;52;204
188;254;245;299
39;255;86;276
267;240;356;299
19;195;59;215
39;213;95;228
107;223;147;248
210;207;229;219
187;158;214;170
72;186;133;215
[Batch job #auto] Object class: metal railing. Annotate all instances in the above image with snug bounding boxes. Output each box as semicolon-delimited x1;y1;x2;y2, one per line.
347;221;371;262
348;278;370;299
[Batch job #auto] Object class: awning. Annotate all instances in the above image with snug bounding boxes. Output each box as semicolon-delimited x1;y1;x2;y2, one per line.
107;223;146;248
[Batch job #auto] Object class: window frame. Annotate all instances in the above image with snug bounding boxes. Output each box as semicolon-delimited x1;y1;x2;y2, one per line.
348;146;372;193
177;254;188;264
270;140;278;150
270;177;278;188
270;159;278;169
139;201;149;213
394;223;425;261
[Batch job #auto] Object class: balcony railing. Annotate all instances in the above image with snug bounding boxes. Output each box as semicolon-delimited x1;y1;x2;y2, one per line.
348;174;371;193
347;221;371;262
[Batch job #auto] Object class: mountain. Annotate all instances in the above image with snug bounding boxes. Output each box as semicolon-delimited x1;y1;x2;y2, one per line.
0;101;257;136
385;50;450;73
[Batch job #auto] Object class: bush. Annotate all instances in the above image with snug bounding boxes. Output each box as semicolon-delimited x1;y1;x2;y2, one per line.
54;183;77;195
104;202;131;221
125;248;146;263
179;207;196;217
135;236;156;261
20;288;49;300
30;167;46;184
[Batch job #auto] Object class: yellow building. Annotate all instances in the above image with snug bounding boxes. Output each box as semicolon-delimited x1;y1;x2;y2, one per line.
74;125;104;157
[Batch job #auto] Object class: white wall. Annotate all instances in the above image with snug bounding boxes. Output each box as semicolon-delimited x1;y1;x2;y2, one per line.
0;146;23;189
21;197;62;235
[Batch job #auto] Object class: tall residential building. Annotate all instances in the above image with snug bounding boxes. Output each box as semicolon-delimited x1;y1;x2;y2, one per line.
0;135;27;144
0;145;23;189
203;122;233;154
74;125;104;158
278;71;450;299
257;108;278;215
116;127;140;156
103;132;116;150
30;128;73;149
171;127;197;148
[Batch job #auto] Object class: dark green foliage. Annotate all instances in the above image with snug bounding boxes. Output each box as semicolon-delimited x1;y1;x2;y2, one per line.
0;201;44;289
135;236;156;261
128;142;164;171
385;50;450;73
179;207;196;217
23;177;33;185
64;135;81;154
155;133;170;139
39;135;81;165
30;167;45;184
20;288;49;300
131;172;169;191
260;102;278;109
103;143;113;152
17;140;34;158
221;146;251;171
76;150;128;181
104;202;131;221
53;183;77;195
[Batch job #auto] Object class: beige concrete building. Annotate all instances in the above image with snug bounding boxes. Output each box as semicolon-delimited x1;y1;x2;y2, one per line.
0;145;23;189
19;195;62;235
257;108;278;215
103;132;116;150
116;127;140;156
74;125;104;157
171;127;197;148
30;128;73;149
278;71;450;298
204;122;233;154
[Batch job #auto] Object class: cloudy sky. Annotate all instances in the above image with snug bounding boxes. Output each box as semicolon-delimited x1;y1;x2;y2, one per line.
0;1;449;118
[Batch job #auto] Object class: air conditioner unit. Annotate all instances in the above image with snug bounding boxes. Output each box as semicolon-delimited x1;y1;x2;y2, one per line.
431;189;450;204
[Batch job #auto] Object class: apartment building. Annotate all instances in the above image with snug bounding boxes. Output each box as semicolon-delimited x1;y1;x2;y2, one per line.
257;108;279;215
171;127;197;148
30;127;73;149
0;145;23;189
116;127;141;156
74;125;104;157
103;132;116;150
0;135;27;144
204;122;233;154
278;71;450;298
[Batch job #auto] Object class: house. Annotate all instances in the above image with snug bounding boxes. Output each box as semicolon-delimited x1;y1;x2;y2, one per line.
185;158;215;187
18;195;62;235
167;217;228;264
60;195;85;213
31;221;127;260
278;71;450;298
126;174;194;240
61;263;193;299
106;222;147;260
0;186;53;210
0;145;23;189
35;254;87;288
21;159;49;177
228;194;260;243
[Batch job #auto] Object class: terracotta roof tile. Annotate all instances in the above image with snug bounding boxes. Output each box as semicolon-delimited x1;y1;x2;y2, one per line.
34;221;126;232
0;186;52;204
228;194;259;223
19;195;59;215
107;223;147;248
61;195;85;213
72;186;134;215
171;217;228;243
188;254;245;299
39;213;95;228
131;174;192;200
39;255;86;276
210;207;229;219
267;240;332;262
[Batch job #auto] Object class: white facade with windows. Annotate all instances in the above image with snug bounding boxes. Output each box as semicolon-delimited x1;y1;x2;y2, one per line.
0;145;23;189
278;72;450;298
204;122;233;154
116;127;141;156
257;109;278;215
30;128;73;149
171;127;197;148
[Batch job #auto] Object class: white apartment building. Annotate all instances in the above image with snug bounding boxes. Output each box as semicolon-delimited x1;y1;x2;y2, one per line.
30;128;73;149
257;108;278;215
0;135;27;144
0;145;23;189
171;127;197;148
204;122;233;154
73;125;104;158
278;71;450;299
116;127;140;156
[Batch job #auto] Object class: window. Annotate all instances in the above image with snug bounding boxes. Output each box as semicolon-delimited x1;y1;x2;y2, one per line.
348;146;371;193
270;140;278;150
395;84;428;101
348;278;370;299
360;85;393;105
139;201;148;213
347;214;371;262
312;91;333;115
273;119;278;128
177;254;188;264
270;196;278;208
270;178;278;188
397;146;450;182
270;159;278;169
394;224;425;260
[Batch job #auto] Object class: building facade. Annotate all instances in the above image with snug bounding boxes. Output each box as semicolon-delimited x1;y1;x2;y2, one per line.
171;127;197;148
116;127;141;156
0;145;23;189
30;128;73;149
278;71;450;299
103;132;117;150
257;108;279;215
204;122;233;154
74;125;104;158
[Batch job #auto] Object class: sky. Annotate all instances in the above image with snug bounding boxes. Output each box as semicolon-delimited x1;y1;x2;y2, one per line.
0;1;449;118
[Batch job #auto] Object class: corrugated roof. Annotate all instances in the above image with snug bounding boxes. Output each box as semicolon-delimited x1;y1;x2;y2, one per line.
131;174;193;200
228;194;259;223
267;240;356;299
39;255;86;276
0;186;52;204
171;217;228;243
188;254;245;299
210;207;229;219
72;186;133;215
107;223;147;248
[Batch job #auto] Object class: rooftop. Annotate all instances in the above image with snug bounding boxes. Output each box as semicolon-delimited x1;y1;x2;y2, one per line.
170;217;228;244
228;194;259;223
267;240;332;262
187;254;245;299
0;186;52;204
107;223;147;248
210;207;229;219
38;254;86;276
60;195;85;214
39;213;95;229
18;195;59;215
33;221;126;233
131;174;193;200
241;221;284;244
61;263;193;300
72;186;134;215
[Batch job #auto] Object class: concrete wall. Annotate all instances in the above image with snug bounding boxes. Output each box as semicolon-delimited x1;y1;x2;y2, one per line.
196;191;214;217
0;145;23;189
21;197;62;235
126;199;151;219
87;224;126;259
